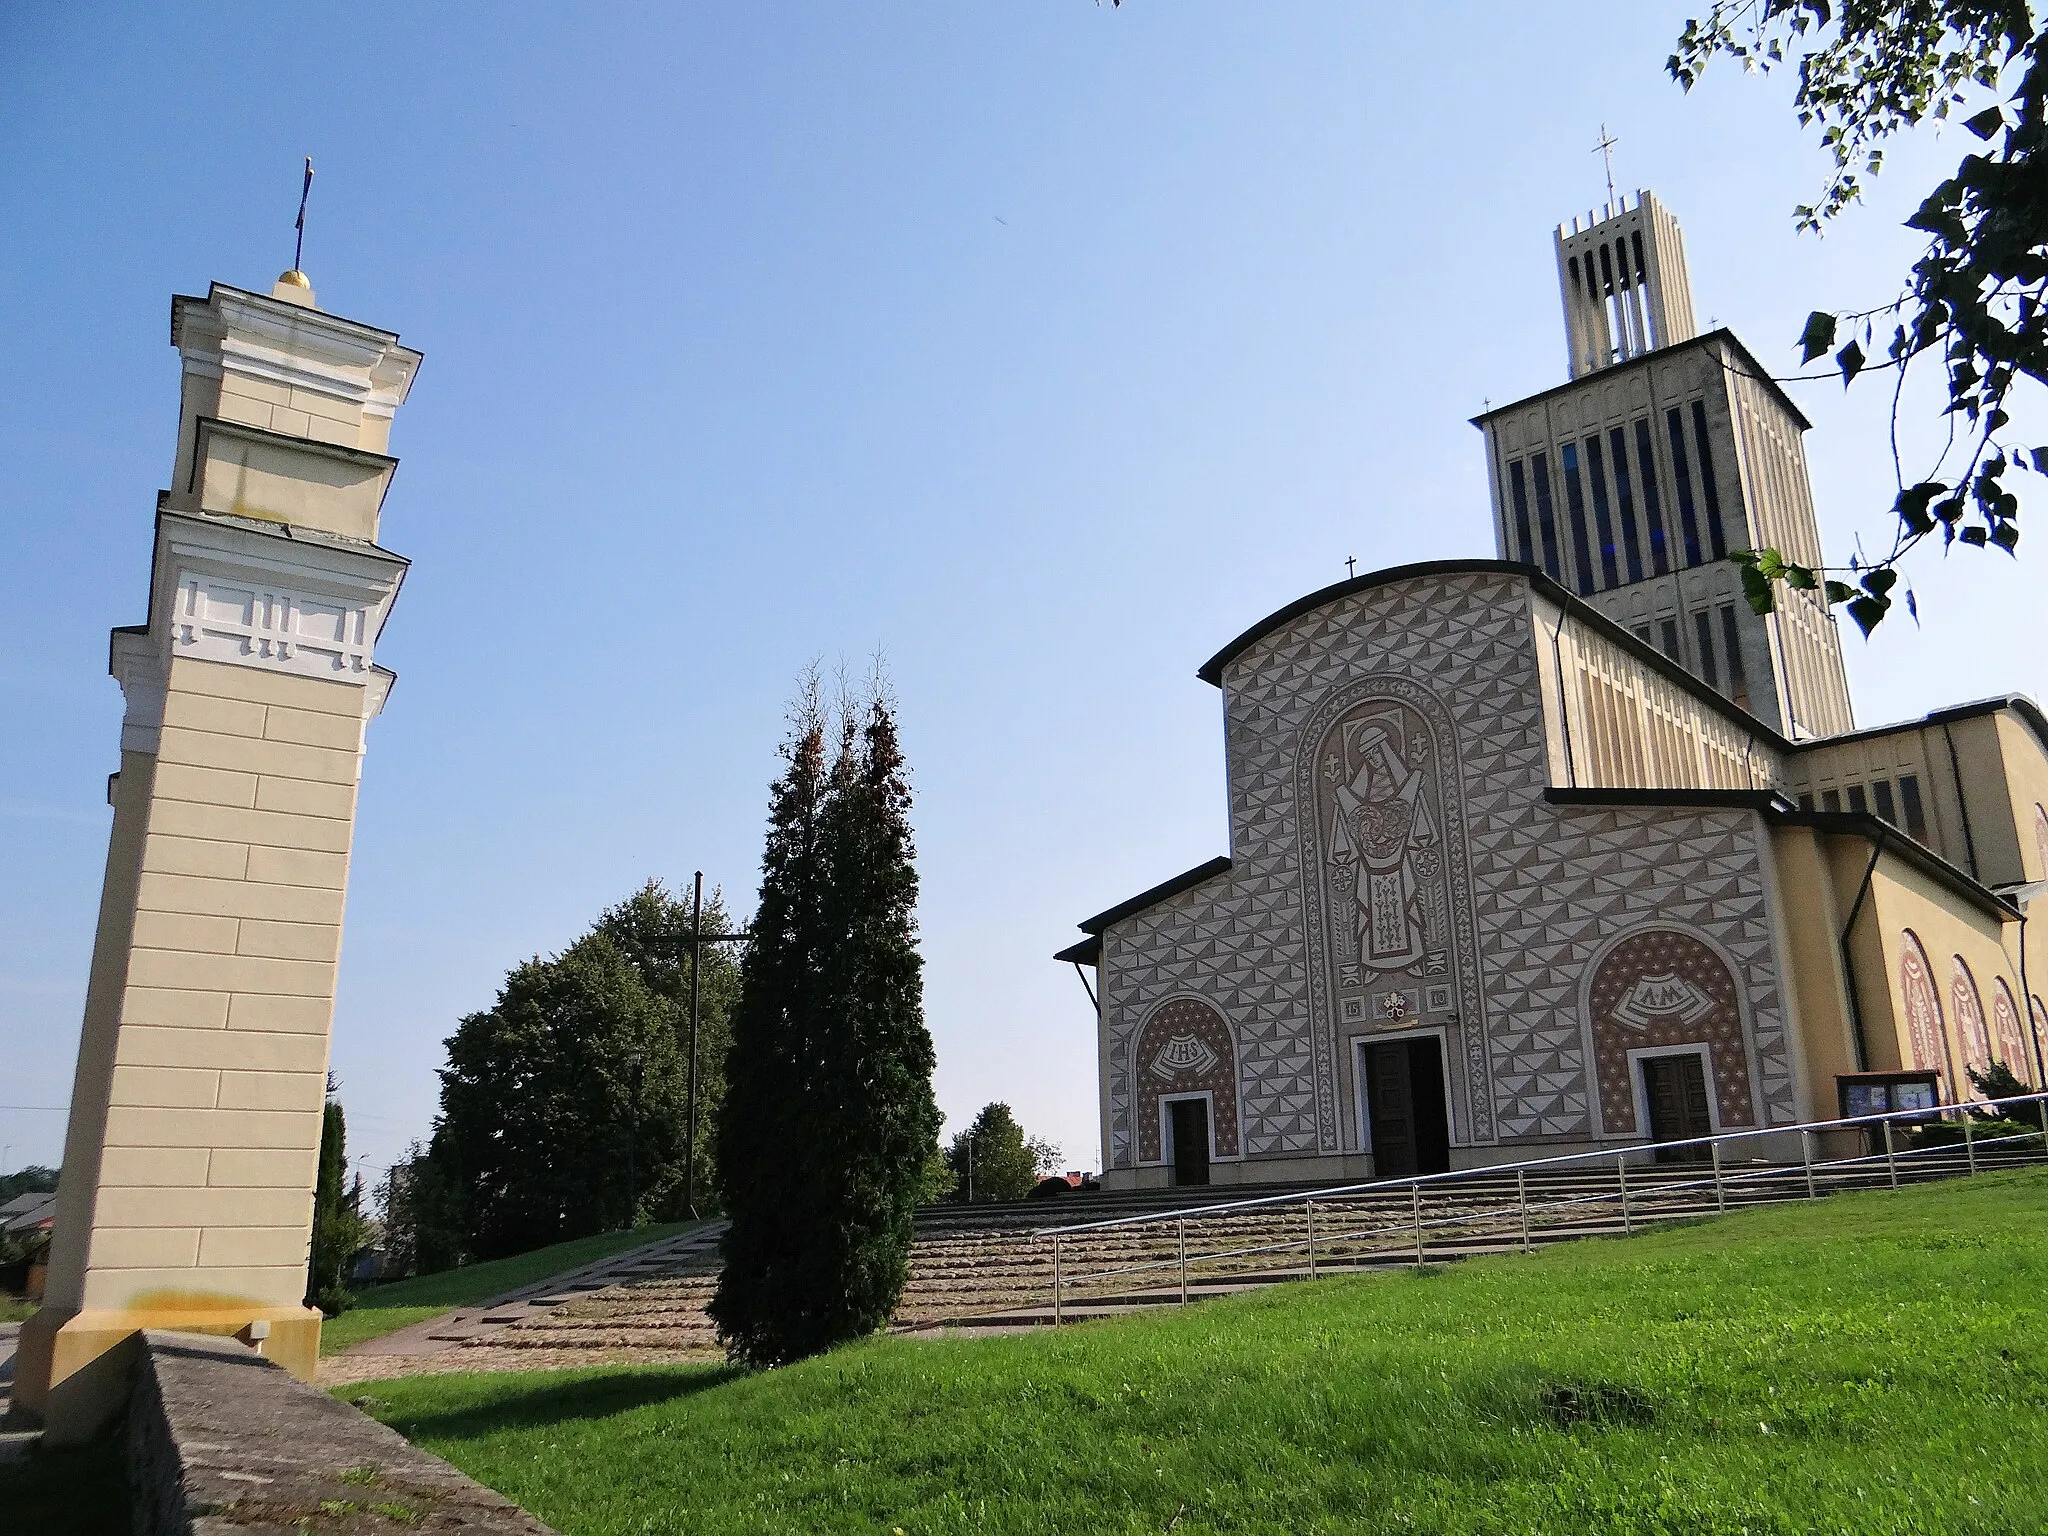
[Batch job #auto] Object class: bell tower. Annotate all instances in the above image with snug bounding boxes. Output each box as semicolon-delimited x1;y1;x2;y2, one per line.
1474;191;1854;741
12;267;421;1441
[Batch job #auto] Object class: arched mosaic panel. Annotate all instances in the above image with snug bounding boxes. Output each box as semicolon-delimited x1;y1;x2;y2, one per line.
1951;957;1991;1077
1296;677;1487;1147
1897;931;1946;1076
1132;997;1240;1163
1585;928;1754;1134
1991;979;2031;1082
2035;803;2048;879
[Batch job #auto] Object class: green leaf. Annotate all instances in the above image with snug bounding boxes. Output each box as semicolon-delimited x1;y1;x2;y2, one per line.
1961;526;1988;546
1964;105;2005;140
1895;481;1945;535
1836;339;1865;385
1798;310;1838;364
1863;567;1899;598
1846;594;1890;636
1782;562;1819;590
1823;580;1858;604
1738;560;1777;615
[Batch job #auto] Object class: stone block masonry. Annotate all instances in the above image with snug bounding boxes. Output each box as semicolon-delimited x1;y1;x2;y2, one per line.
131;1331;555;1535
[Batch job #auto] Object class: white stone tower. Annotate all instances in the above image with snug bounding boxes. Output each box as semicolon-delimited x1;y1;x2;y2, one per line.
1474;191;1854;740
13;267;421;1441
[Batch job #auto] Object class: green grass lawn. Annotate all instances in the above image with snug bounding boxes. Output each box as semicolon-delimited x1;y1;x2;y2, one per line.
353;1171;2048;1534
321;1221;701;1355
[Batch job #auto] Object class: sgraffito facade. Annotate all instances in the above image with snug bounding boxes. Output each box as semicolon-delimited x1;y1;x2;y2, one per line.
1063;191;2048;1188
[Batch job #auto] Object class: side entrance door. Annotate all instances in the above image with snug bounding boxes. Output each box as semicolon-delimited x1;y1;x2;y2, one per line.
1642;1052;1713;1162
1168;1098;1211;1186
1361;1037;1451;1178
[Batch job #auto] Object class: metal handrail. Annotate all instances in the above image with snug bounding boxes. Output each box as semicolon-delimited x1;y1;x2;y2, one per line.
1031;1090;2048;1319
1036;1088;2048;1238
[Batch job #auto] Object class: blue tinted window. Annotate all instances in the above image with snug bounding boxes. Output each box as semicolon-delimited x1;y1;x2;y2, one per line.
1532;452;1562;581
1585;435;1619;589
1507;459;1535;565
1609;426;1644;583
1634;417;1670;575
1666;408;1703;566
1561;443;1596;595
1691;400;1729;559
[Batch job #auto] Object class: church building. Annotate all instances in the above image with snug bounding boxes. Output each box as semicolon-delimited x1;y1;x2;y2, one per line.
1059;192;2048;1189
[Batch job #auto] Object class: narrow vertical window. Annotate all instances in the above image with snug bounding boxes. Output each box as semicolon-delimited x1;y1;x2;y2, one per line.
1873;780;1898;826
1798;792;1815;811
1694;610;1719;688
1659;618;1680;661
1718;603;1749;710
1585;435;1619;589
1899;775;1927;841
1847;784;1869;814
1634;418;1670;575
1562;443;1596;596
1633;624;1653;645
1507;459;1535;565
1821;788;1842;812
1532;452;1562;582
1691;400;1729;559
1609;426;1645;583
1666;407;1704;566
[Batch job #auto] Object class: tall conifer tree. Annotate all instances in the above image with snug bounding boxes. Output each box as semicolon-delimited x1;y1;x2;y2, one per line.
711;676;938;1365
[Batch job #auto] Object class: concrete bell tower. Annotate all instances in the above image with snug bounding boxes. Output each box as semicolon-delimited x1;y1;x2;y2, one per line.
1474;191;1855;741
13;266;421;1440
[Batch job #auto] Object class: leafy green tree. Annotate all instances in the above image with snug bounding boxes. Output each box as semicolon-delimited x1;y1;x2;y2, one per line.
432;931;688;1259
711;675;940;1366
375;1139;467;1278
1671;2;2045;631
946;1102;1063;1202
596;880;743;1211
307;1090;369;1315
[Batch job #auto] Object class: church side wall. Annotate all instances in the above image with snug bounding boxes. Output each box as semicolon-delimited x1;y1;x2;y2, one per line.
1099;570;1805;1182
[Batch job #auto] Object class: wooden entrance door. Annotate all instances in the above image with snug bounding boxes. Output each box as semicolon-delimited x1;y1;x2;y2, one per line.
1168;1098;1210;1186
1642;1053;1712;1162
1362;1038;1451;1178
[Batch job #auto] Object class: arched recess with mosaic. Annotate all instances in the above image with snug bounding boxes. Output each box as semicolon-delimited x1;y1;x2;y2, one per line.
2035;804;2048;878
1950;956;1992;1081
1293;674;1488;1151
1990;978;2033;1083
1131;997;1242;1164
1897;931;1947;1079
1579;926;1757;1135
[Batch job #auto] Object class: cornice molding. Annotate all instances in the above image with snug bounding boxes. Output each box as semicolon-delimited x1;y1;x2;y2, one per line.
147;513;407;690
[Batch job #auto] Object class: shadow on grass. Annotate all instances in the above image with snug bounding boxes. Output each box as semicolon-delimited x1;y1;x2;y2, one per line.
380;1365;746;1443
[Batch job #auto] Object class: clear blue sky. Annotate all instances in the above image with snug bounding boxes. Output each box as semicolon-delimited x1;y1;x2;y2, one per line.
4;4;2038;1190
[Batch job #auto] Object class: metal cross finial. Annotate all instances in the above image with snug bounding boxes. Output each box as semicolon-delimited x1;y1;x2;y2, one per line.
1345;556;1357;580
293;157;314;272
1593;125;1618;209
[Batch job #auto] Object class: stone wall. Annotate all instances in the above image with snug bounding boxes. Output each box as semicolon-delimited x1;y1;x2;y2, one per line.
129;1330;553;1534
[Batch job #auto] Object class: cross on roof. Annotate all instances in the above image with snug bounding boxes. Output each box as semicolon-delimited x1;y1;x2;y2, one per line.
1593;124;1618;208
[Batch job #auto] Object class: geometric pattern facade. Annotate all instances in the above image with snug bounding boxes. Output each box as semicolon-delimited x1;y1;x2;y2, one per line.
1102;570;1800;1171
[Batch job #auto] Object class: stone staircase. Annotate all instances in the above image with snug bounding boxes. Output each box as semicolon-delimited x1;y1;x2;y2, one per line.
383;1140;2042;1364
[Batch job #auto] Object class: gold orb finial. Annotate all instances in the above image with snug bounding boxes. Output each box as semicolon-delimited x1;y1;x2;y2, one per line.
277;268;311;289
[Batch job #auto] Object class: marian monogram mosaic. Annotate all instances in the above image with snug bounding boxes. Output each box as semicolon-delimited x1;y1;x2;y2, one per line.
1132;997;1240;1163
1584;928;1755;1134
